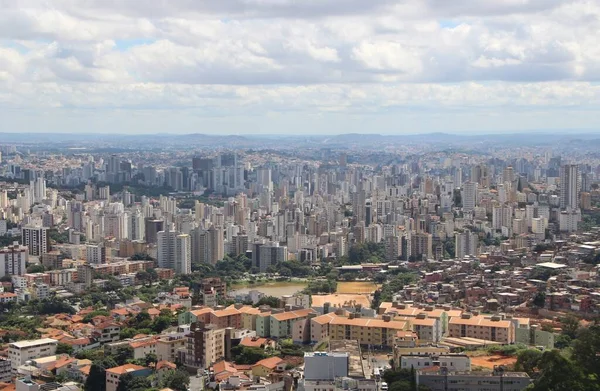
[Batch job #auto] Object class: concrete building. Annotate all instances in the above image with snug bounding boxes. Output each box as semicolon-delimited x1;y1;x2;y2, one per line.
448;314;515;344
455;230;478;260
185;322;226;369
417;369;530;391
559;164;580;210
86;243;106;264
270;308;316;339
400;354;470;371
328;315;409;348
158;229;191;274
8;338;58;373
21;226;50;256
304;352;349;381
105;364;152;391
0;242;28;278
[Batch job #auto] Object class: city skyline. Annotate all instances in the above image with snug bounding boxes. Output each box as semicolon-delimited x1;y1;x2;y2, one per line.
1;1;600;134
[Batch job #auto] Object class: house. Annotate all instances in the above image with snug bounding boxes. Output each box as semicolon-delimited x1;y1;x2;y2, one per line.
105;364;152;391
251;357;284;378
239;337;276;350
93;321;121;343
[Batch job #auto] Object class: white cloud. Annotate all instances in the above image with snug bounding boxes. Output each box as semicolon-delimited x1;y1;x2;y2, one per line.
0;0;599;133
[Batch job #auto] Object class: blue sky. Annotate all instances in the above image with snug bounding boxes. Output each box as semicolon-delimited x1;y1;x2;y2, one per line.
0;0;599;134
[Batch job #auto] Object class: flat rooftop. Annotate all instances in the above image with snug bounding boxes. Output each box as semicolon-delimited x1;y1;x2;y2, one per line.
10;338;58;348
329;340;364;379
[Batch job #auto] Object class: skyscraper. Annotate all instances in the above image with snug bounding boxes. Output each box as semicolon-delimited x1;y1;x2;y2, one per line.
158;229;191;274
455;230;478;259
560;164;580;210
462;181;477;211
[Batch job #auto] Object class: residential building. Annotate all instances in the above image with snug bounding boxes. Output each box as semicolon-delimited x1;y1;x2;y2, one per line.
185;322;226;369
21;226;50;256
416;369;530;391
8;338;58;373
400;354;470;371
0;242;28;278
448;314;515;344
105;364;152;391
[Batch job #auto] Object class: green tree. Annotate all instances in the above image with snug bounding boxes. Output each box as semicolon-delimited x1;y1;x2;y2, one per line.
572;324;600;380
84;358;117;391
26;264;45;273
160;369;190;391
532;292;546;308
560;314;580;339
56;342;74;355
114;346;133;366
116;373;151;391
254;296;280;308
231;345;269;365
514;349;542;376
529;350;589;391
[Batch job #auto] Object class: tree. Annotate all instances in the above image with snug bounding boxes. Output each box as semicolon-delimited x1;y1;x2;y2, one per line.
560;314;580;339
529;350;589;391
514;349;542;376
116;373;152;391
56;342;74;355
26;264;45;273
84;358;117;391
144;353;158;367
231;345;269;365
532;292;546;308
160;369;190;391
151;315;173;333
254;296;280;308
572;324;600;380
114;346;133;366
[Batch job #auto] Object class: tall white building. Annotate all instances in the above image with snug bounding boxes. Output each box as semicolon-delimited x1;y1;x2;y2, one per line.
455;230;478;259
21;226;50;256
0;242;28;278
129;210;145;241
560;164;580;210
86;243;106;264
158;229;191;274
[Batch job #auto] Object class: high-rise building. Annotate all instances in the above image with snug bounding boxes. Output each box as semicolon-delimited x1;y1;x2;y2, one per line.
144;218;164;244
252;241;288;272
461;181;477;211
21;226;50;256
0;242;28;278
86;243;106;264
185;322;226;369
455;230;478;259
207;225;224;265
158;229;191;274
559;164;580;210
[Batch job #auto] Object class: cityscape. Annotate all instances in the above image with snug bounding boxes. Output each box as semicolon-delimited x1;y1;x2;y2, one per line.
1;1;600;391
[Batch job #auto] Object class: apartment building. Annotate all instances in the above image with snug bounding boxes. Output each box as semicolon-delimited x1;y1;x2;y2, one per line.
448;314;515;344
400;354;470;372
416;369;530;391
328;315;408;347
156;335;186;363
269;308;317;339
8;338;58;373
185;322;226;369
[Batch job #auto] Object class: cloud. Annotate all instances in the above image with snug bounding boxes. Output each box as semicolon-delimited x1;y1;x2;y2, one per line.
0;0;599;133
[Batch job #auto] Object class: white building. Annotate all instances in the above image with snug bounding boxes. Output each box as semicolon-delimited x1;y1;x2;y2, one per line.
304;352;349;381
454;230;478;260
461;181;477;212
8;338;58;373
559;164;580;210
158;229;191;274
86;243;106;264
400;354;470;372
0;242;28;278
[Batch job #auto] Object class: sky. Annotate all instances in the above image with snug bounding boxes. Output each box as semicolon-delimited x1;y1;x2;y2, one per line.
1;0;600;135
